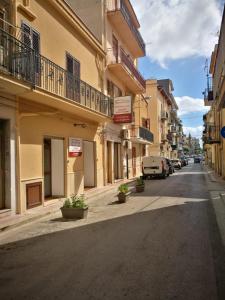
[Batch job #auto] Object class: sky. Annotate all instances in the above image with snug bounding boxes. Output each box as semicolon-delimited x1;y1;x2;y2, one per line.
131;0;224;141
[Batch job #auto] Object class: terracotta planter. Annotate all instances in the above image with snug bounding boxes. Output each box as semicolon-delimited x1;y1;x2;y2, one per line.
117;192;131;203
136;184;145;193
60;207;88;219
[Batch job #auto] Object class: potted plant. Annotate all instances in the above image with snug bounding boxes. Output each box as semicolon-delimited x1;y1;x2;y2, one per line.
117;183;131;203
136;177;145;192
60;194;88;219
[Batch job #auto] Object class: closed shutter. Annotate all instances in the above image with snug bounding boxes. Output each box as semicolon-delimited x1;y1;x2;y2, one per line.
66;54;80;102
22;23;31;48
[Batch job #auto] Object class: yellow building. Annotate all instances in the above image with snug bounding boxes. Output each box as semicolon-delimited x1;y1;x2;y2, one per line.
145;79;180;159
70;0;153;181
0;0;114;214
203;8;225;179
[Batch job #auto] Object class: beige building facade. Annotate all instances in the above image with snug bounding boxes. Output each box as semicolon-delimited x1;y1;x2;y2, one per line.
145;79;181;159
0;0;113;214
70;0;153;181
203;8;225;179
0;0;150;216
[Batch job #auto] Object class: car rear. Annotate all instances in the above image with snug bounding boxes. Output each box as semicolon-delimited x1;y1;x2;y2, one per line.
142;156;168;179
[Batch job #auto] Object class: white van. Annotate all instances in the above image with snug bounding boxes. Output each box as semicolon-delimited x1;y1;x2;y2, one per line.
142;156;169;179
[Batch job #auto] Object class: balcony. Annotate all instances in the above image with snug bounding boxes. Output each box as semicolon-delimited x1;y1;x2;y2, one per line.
161;133;168;142
203;77;214;106
107;47;146;93
0;29;113;119
131;126;154;144
203;125;220;144
107;0;145;57
161;111;168;120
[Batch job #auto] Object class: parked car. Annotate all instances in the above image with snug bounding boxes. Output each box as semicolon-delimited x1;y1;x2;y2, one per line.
166;158;175;174
171;159;182;169
180;157;187;166
194;157;201;163
142;156;170;179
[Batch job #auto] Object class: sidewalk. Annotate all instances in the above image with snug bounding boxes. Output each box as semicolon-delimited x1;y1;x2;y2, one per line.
203;164;225;247
0;178;136;233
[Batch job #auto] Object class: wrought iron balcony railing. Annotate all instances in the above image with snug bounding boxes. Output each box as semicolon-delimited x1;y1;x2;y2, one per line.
139;126;154;143
107;0;145;55
203;76;213;102
0;28;113;117
108;47;146;89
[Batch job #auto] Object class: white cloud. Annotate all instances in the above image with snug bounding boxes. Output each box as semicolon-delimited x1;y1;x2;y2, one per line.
131;0;222;67
183;126;203;139
175;96;209;116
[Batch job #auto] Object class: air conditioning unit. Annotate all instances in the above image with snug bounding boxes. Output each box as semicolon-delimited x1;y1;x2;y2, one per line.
121;129;130;140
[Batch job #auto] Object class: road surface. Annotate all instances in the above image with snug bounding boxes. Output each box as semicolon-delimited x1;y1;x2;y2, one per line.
0;163;224;300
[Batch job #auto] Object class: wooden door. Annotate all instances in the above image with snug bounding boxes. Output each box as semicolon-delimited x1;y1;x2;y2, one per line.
44;139;51;198
84;141;95;187
0;121;5;209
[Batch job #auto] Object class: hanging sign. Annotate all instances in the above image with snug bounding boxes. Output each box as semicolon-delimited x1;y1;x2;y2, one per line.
220;126;225;139
68;137;82;157
113;96;132;123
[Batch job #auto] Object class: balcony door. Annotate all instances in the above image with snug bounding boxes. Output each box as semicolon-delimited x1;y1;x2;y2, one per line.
66;53;80;102
21;22;40;83
112;35;118;63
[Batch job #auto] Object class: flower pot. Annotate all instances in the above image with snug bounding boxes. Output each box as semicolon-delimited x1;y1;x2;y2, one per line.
136;184;145;193
60;207;88;219
117;192;131;203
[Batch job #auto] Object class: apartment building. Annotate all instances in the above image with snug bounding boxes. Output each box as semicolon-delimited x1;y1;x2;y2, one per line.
203;6;225;178
145;79;181;159
69;0;153;181
0;0;113;214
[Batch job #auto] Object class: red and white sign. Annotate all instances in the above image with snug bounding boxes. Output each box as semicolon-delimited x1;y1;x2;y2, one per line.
113;96;132;123
68;138;82;157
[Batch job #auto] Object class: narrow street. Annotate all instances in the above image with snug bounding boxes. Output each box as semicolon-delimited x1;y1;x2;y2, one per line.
0;162;225;300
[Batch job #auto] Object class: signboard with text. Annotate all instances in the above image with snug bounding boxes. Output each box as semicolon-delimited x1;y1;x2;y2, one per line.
68;138;82;157
113;96;132;123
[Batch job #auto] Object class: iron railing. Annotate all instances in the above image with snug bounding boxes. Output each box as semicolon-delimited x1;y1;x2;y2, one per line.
203;76;213;102
107;0;145;55
139;126;154;143
108;47;146;89
0;28;113;117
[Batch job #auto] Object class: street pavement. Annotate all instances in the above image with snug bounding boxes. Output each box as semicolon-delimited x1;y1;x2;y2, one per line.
0;163;225;300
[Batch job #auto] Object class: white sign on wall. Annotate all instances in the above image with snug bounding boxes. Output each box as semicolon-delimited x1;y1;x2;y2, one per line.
68;137;82;157
113;96;132;123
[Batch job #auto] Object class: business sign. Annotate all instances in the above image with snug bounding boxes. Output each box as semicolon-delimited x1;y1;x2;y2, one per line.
113;96;132;123
221;126;225;139
68;138;82;157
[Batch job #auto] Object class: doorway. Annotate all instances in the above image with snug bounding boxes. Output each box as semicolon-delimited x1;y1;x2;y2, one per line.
83;141;95;188
44;138;64;199
107;141;112;183
132;146;136;177
114;142;121;180
0;120;6;209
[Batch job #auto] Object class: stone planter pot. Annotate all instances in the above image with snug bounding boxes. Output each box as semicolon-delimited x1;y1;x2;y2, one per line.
136;184;145;193
60;207;88;219
117;191;131;203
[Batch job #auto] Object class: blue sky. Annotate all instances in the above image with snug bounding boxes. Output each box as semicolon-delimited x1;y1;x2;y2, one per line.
131;0;224;140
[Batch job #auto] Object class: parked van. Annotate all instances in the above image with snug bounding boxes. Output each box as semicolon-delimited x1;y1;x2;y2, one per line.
142;156;170;179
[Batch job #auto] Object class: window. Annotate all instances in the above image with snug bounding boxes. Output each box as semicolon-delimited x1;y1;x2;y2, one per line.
66;53;80;101
107;79;122;97
21;22;40;53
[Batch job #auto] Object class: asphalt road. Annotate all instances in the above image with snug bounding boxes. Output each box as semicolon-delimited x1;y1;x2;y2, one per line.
0;163;224;300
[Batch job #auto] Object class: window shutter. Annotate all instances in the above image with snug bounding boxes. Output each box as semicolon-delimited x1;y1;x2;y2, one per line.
66;55;74;74
22;23;31;48
32;31;40;53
